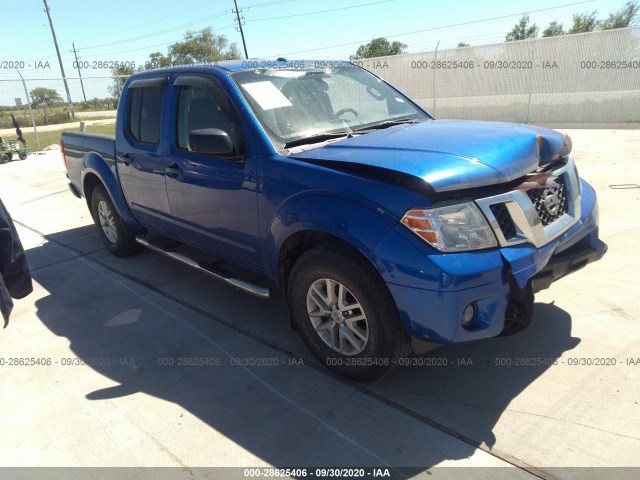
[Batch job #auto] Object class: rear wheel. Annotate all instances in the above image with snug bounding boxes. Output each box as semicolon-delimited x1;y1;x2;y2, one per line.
288;244;410;381
6;152;12;161
18;151;27;160
90;185;140;257
0;154;8;164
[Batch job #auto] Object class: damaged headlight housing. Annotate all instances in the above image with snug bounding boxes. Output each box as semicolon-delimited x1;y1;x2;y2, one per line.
401;202;497;252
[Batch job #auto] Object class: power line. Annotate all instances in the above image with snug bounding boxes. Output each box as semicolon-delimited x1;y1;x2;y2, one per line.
243;0;300;9
247;0;396;21
82;11;231;50
16;0;303;61
72;0;228;43
269;0;597;57
13;20;238;67
77;24;236;59
60;0;300;50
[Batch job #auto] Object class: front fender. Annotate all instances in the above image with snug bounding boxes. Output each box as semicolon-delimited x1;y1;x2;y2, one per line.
81;152;142;230
264;192;397;280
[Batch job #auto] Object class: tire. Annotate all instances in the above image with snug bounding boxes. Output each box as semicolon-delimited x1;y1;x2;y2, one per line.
288;244;411;381
90;185;140;257
0;154;8;164
18;151;27;160
6;152;12;161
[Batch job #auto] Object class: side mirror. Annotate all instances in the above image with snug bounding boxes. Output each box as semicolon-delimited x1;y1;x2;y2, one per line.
188;128;235;156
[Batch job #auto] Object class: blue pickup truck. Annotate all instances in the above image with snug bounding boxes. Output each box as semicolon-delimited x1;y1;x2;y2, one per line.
62;60;606;380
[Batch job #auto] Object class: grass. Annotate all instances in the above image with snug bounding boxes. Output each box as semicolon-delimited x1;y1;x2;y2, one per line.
22;123;115;150
1;105;115;129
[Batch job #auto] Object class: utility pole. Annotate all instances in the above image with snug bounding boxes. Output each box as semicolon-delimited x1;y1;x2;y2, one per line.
233;0;249;59
43;0;75;119
71;42;87;103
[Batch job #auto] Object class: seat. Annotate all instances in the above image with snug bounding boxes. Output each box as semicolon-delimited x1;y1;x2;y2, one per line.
274;77;335;136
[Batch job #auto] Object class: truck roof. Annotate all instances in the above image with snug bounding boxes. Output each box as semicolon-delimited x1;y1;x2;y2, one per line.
131;59;350;77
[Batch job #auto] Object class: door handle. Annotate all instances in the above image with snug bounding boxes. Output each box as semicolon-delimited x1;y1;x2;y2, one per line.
165;165;183;175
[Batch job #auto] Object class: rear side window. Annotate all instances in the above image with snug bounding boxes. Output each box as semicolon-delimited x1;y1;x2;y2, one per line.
127;86;164;145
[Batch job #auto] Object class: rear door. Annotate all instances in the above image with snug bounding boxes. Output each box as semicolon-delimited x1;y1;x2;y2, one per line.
115;76;177;236
164;74;261;270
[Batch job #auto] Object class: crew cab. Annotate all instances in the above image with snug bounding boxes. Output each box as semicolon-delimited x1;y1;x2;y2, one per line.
62;60;606;380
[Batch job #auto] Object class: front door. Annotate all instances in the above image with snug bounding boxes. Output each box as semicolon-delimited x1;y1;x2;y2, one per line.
164;75;261;271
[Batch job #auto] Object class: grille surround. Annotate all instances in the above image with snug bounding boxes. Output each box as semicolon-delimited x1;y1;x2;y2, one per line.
475;157;581;249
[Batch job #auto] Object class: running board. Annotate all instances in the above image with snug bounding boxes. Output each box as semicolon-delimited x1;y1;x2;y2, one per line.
135;235;270;299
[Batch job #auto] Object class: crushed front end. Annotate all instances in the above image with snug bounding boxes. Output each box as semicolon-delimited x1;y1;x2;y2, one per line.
372;156;607;343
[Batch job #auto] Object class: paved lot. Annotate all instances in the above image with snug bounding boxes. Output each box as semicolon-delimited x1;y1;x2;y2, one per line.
0;129;639;479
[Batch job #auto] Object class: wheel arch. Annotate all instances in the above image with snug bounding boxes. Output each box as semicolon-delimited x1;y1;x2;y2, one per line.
278;230;373;292
81;153;142;230
266;193;396;290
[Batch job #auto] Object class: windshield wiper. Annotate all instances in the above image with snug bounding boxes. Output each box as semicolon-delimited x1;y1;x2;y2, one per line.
354;118;421;132
284;131;352;149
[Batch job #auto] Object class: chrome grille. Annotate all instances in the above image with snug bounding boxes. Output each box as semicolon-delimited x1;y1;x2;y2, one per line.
489;203;517;240
475;157;581;249
526;175;569;226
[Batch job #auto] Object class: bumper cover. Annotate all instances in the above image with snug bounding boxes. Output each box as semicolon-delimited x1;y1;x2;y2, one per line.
372;179;605;343
531;229;607;293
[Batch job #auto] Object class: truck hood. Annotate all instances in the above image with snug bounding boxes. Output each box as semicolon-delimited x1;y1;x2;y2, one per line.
290;120;571;193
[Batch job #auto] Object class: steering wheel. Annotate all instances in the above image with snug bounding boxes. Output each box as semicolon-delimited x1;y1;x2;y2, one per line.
334;108;358;119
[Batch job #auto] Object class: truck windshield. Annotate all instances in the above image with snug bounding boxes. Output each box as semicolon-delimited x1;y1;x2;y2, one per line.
231;64;429;150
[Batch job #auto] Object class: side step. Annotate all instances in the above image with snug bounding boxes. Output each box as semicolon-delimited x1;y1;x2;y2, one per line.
135;235;270;299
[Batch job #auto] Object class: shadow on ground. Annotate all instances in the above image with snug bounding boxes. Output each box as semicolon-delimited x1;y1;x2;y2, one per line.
29;226;581;471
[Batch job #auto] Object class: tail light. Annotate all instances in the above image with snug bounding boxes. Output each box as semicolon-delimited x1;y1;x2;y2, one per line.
60;139;67;168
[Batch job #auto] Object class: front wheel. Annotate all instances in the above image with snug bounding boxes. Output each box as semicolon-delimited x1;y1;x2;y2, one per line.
288;244;410;381
90;185;140;257
18;151;27;160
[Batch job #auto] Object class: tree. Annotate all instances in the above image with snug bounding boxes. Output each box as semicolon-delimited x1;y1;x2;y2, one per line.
350;37;407;59
163;27;239;66
542;21;565;37
146;51;172;69
108;64;137;108
457;42;470;47
569;11;600;33
505;14;539;41
142;28;239;69
601;1;639;29
29;87;62;124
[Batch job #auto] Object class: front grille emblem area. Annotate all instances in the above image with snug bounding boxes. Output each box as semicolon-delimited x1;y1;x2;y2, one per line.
475;156;580;249
526;176;569;226
542;188;560;216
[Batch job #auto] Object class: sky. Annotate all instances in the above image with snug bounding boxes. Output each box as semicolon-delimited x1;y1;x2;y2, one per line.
0;0;627;102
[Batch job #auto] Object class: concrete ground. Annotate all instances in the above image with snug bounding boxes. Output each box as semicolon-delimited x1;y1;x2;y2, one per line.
0;129;638;479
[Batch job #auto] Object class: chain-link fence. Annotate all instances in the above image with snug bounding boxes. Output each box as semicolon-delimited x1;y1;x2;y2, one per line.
0;75;123;131
360;27;640;124
1;26;639;145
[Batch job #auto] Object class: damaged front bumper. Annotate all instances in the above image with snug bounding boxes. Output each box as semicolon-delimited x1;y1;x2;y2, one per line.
371;179;606;343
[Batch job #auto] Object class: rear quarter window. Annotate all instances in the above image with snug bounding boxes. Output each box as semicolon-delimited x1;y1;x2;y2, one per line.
127;86;164;145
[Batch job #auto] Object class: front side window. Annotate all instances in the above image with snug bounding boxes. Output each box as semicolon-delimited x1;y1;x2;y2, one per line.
231;64;428;149
175;84;242;154
127;86;164;145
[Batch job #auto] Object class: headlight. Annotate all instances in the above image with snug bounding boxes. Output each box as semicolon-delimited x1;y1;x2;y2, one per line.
401;202;497;252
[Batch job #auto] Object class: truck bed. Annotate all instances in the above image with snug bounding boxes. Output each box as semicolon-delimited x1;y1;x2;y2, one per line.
62;131;115;198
